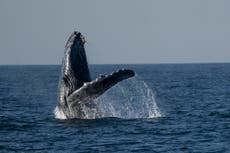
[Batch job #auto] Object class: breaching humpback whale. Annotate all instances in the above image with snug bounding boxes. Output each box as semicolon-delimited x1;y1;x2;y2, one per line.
55;31;135;119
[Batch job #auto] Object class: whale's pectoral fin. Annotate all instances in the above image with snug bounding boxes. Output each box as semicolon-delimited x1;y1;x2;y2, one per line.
67;69;135;103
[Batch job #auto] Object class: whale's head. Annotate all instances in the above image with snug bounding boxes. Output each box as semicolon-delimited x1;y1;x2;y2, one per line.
61;31;91;94
64;31;90;82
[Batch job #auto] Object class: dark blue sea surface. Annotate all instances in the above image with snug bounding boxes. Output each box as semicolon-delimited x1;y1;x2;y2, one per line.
0;64;230;152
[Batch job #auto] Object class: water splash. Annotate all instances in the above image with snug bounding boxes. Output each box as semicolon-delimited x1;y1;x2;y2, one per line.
95;75;162;119
56;75;162;119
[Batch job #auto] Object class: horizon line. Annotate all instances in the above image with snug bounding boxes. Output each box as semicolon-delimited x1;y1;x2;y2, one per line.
0;62;230;66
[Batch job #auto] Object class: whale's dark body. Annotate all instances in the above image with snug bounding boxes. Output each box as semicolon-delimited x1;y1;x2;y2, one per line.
55;32;135;119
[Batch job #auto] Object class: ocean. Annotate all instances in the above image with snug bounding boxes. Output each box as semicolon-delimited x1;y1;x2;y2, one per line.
0;64;229;153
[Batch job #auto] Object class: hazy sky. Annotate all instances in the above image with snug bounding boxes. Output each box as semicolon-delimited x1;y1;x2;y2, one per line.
0;0;230;64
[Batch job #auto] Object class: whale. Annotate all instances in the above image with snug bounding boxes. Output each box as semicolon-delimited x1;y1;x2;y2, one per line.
55;31;135;119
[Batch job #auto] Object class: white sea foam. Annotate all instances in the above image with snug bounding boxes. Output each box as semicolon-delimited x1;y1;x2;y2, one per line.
54;107;67;119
